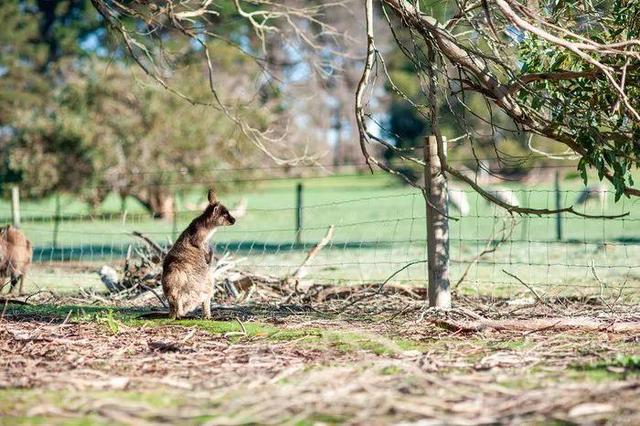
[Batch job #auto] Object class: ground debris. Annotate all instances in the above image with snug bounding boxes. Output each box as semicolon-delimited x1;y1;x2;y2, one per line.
2;298;640;425
3;275;640;425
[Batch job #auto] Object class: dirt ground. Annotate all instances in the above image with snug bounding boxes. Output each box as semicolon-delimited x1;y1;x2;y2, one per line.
1;294;640;425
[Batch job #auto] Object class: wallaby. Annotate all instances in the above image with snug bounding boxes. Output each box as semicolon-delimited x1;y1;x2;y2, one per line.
485;187;520;207
0;225;33;295
575;184;608;210
162;189;235;319
448;189;470;216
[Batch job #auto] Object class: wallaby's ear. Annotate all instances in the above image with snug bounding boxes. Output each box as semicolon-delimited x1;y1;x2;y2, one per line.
207;188;217;205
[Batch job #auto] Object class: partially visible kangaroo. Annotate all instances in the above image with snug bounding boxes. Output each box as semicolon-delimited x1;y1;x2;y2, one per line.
0;225;33;295
162;189;235;319
575;183;608;210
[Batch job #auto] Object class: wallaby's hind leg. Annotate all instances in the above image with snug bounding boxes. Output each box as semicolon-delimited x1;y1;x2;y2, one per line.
9;275;20;295
169;307;177;319
18;274;25;295
202;297;211;320
169;301;178;319
175;299;185;319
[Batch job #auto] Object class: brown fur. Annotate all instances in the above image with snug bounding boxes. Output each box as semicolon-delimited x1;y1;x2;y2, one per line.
0;225;33;295
162;189;235;319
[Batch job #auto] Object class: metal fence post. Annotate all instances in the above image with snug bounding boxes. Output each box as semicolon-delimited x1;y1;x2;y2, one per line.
424;135;451;308
295;183;303;245
11;186;21;228
555;170;563;241
53;194;61;249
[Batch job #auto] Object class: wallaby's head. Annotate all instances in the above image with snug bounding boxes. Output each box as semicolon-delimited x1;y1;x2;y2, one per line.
203;189;236;227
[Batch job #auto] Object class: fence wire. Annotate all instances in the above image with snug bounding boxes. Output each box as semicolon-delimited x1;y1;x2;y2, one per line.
2;171;640;300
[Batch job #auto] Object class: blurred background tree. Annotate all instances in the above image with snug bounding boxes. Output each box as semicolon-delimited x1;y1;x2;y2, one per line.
0;0;335;217
5;0;636;218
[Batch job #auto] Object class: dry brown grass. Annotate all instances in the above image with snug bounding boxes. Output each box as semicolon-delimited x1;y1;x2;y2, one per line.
1;288;639;425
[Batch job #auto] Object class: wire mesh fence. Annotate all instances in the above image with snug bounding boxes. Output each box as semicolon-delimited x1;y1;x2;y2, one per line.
2;169;640;299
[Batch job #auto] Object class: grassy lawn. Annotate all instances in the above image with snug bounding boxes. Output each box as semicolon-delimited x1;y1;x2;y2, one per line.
2;173;640;298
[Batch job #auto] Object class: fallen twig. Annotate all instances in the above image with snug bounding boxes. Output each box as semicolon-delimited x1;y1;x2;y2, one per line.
590;261;615;313
139;284;168;308
503;269;550;307
131;231;166;257
289;225;335;280
337;259;428;314
454;218;516;291
433;317;640;333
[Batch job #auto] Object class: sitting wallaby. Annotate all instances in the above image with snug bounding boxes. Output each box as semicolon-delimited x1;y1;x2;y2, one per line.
162;189;235;319
0;225;32;295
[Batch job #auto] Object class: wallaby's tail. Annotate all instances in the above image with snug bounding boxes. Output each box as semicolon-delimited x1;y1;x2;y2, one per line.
137;311;171;319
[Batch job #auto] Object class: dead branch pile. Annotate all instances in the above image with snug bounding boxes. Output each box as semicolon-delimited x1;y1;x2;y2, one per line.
98;232;164;297
98;227;339;305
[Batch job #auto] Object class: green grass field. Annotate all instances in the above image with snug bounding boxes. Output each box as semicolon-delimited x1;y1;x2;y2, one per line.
2;173;640;299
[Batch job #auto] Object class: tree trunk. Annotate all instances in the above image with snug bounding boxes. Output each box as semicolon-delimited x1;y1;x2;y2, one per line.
424;136;450;308
86;188;109;216
132;188;174;220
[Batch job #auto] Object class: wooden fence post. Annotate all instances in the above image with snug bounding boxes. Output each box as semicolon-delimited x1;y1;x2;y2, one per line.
295;183;303;245
424;136;451;308
555;170;563;241
11;186;21;228
172;192;178;241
